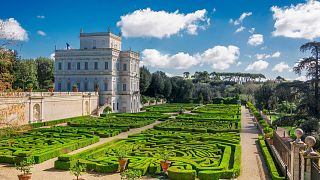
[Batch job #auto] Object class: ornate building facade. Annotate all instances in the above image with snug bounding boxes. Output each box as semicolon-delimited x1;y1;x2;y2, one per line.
54;29;140;113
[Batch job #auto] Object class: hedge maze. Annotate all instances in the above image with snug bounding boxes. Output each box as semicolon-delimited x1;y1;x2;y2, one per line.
0;128;99;164
0;113;163;164
54;104;242;180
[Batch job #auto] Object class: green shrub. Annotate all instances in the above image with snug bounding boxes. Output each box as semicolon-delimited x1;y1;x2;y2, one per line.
258;136;285;180
168;166;196;180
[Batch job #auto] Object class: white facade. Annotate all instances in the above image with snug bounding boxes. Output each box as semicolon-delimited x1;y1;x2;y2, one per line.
54;30;140;113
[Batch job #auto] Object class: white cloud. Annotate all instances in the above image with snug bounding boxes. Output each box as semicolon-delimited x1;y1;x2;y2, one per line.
230;12;252;25
117;8;210;38
271;0;320;40
200;45;240;70
249;28;255;33
248;34;264;46
235;26;245;33
256;51;281;60
295;75;307;81
141;49;199;69
36;15;45;19
236;62;242;66
141;45;240;70
0;18;28;41
245;60;269;71
272;62;290;72
37;30;46;36
49;53;55;60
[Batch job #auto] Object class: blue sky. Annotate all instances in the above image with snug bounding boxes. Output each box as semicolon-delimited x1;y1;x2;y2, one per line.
1;0;319;80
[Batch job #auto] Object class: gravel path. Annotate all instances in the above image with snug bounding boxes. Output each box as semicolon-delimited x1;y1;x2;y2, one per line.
0;121;162;180
238;106;271;180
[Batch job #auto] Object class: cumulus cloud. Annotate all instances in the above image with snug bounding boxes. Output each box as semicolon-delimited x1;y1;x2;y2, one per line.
236;62;242;66
256;51;281;60
230;12;252;25
245;60;269;71
117;8;210;38
235;26;245;33
49;53;55;60
36;15;45;19
37;30;46;36
271;0;320;40
141;45;240;70
272;62;290;72
0;18;28;41
141;49;199;69
200;45;240;70
248;34;264;46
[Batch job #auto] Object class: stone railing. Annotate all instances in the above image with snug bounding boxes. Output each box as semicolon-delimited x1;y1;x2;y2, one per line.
0;91;98;98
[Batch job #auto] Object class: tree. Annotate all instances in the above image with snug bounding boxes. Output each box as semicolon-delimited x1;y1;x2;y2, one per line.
13;59;38;90
183;72;190;78
139;66;151;94
147;71;167;97
170;77;194;102
35;57;54;89
163;78;172;98
293;41;320;117
0;49;16;91
254;83;274;110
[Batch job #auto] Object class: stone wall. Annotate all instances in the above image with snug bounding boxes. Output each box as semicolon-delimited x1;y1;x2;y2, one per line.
0;92;99;127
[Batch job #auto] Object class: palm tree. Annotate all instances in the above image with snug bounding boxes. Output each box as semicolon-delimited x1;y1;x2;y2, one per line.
293;41;320;117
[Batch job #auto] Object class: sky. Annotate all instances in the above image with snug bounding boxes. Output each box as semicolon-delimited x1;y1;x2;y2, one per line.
1;0;320;80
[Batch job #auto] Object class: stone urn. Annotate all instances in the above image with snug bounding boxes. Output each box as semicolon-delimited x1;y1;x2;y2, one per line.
18;174;32;180
294;128;304;144
304;136;318;156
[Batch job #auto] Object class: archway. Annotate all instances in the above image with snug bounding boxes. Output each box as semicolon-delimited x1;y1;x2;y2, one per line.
33;104;41;122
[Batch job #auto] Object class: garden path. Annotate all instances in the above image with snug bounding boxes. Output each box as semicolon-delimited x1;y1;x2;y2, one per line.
0;121;162;180
238;106;271;180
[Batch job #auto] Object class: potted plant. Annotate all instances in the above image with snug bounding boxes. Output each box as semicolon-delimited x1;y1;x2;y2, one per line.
160;150;172;172
120;169;142;180
72;84;78;92
69;160;87;180
26;83;33;92
15;158;35;180
116;149;128;172
48;84;54;93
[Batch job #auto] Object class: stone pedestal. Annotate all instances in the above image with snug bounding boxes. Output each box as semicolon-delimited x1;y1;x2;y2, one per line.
290;141;305;180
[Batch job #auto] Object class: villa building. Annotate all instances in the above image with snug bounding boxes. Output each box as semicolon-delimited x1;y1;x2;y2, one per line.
54;29;140;113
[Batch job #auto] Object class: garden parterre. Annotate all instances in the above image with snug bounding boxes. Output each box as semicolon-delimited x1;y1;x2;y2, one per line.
55;104;241;180
144;103;199;113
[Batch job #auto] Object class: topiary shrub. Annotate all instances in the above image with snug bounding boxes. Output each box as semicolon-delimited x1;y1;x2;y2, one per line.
168;166;196;180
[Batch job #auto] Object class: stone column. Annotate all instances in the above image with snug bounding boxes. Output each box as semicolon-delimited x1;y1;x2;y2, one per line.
303;136;320;180
290;128;305;180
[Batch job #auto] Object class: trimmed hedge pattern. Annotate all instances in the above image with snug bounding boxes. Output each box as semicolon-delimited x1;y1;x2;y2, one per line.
55;104;242;180
258;136;285;180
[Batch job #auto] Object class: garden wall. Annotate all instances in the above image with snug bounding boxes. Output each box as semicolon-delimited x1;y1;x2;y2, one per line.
0;92;99;127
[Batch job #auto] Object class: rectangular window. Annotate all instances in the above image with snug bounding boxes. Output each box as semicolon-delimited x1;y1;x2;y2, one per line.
105;62;108;69
104;82;108;91
117;102;119;110
77;62;81;70
93;40;96;49
68;62;71;70
58;83;62;91
85;62;88;70
94;62;98;70
117;83;120;91
77;83;81;91
123;64;127;71
122;84;126;91
67;82;71;91
116;62;120;71
58;62;62;70
84;82;88;91
113;103;115;111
